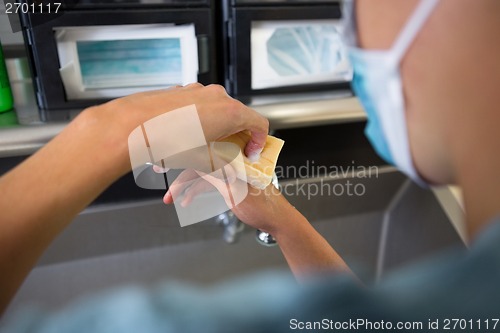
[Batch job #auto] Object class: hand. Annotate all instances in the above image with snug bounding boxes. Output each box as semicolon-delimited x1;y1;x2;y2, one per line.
79;83;269;177
230;184;288;235
162;168;288;235
159;165;351;279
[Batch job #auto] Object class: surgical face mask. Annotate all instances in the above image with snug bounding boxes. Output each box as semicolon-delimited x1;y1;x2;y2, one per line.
343;0;439;186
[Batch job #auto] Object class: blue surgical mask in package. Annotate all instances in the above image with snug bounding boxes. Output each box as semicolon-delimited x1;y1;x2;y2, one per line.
251;20;352;90
55;24;198;100
77;38;182;89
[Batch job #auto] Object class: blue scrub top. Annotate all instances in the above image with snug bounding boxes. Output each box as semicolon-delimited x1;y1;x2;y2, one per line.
3;219;500;333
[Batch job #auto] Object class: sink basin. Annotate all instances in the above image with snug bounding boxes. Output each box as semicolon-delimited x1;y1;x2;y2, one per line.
4;167;465;317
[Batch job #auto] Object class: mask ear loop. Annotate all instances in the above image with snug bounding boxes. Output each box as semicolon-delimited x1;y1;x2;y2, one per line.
391;0;440;64
340;0;358;47
387;0;439;186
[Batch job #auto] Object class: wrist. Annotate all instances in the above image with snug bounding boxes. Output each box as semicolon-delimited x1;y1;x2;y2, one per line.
267;194;310;240
73;104;133;179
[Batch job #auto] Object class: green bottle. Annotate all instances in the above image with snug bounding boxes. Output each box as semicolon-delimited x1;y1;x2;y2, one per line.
0;41;14;113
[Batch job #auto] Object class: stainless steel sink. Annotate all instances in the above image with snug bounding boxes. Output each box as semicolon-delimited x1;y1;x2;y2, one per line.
4;167;465;317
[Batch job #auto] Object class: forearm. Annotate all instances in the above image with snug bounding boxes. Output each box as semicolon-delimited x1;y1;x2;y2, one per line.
0;85;269;313
0;109;127;313
271;196;352;280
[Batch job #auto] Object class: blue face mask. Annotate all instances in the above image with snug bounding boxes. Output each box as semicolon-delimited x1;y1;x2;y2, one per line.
343;0;439;186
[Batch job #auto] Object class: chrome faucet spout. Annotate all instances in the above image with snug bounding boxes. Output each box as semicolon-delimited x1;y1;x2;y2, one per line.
256;230;277;247
216;211;244;244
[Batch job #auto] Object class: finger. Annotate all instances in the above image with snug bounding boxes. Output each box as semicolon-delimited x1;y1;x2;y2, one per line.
242;114;269;161
180;178;217;207
152;164;169;173
244;132;266;162
164;169;199;203
182;82;204;90
222;164;237;184
194;171;234;208
163;189;173;204
164;167;217;206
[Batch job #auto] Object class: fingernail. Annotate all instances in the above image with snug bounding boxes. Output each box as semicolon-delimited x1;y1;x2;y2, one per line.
163;191;171;204
247;148;263;163
153;165;169;173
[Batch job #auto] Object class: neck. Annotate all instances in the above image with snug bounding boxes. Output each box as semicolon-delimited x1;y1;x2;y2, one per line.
454;130;500;239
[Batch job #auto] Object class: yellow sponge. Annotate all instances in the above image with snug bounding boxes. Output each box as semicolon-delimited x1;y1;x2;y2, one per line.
217;131;284;189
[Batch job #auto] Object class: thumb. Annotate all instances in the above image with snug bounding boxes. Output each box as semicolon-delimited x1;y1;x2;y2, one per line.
244;130;267;162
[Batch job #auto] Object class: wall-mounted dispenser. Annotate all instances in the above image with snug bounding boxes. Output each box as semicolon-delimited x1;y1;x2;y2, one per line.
19;0;218;120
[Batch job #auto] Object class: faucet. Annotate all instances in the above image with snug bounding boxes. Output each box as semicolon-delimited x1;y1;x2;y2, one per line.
216;211;245;244
255;230;277;247
215;211;278;246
